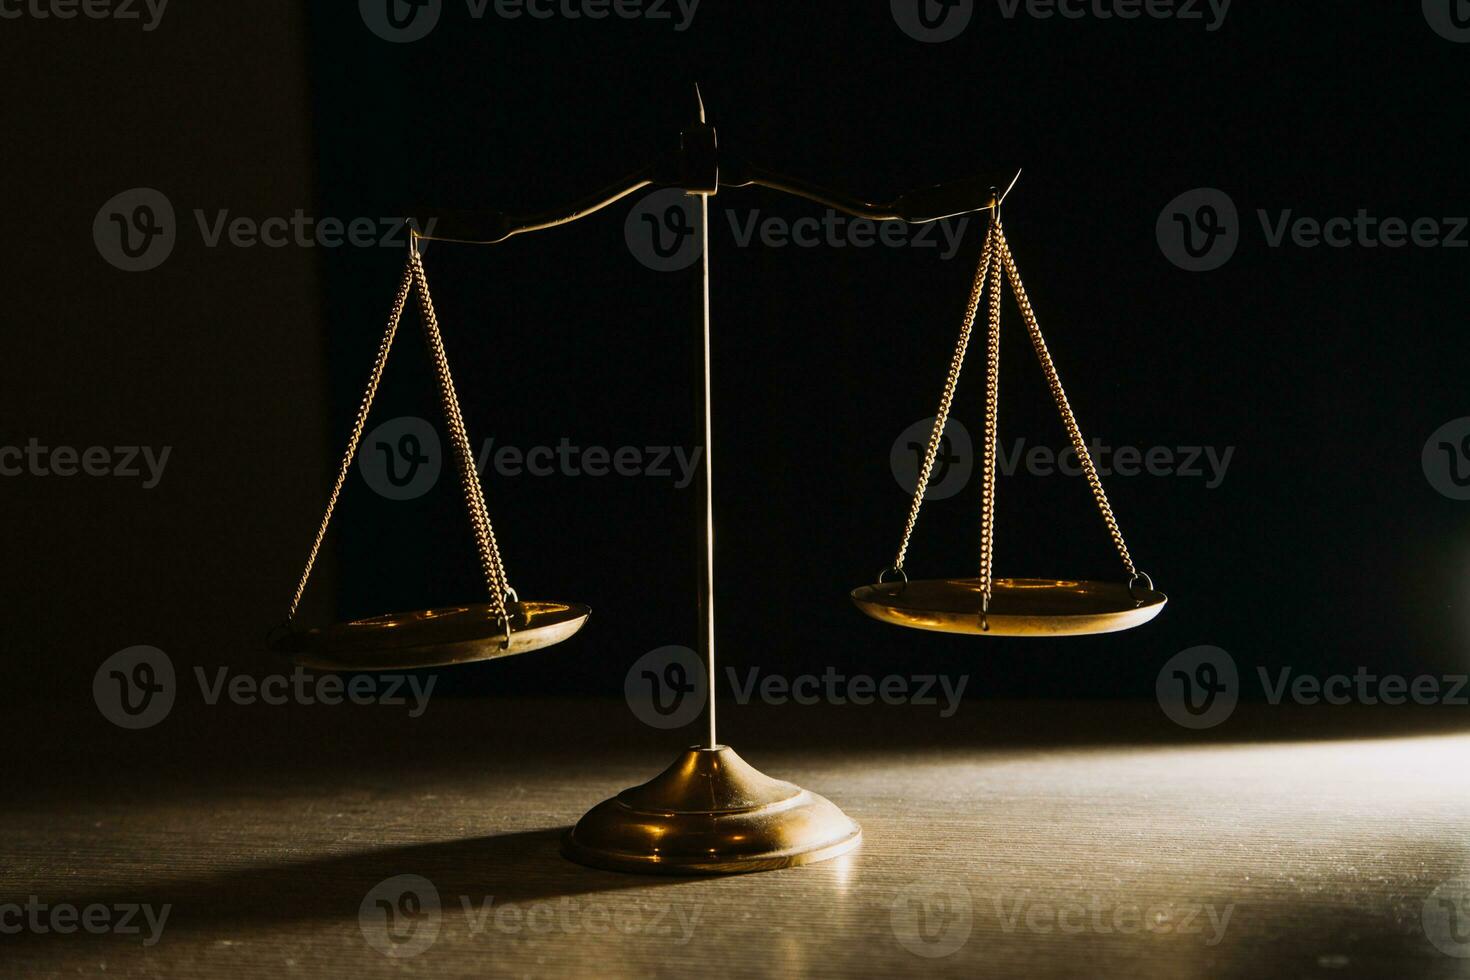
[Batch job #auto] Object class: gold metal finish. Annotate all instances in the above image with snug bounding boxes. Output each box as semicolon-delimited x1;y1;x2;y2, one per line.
278;248;587;667
408;83;1017;247
871;204;1161;636
286;249;510;626
409;247;515;617
564;746;862;874
978;222;1004;615
852;577;1166;637
275;600;590;671
893;221;996;572
996;224;1137;579
567;149;860;876
286;260;415;623
693;173;719;752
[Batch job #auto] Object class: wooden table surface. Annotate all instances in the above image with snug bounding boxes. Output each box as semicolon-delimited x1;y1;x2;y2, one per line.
6;695;1470;978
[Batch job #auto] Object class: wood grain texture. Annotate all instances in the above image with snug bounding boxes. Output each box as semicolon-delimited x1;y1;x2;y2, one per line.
5;697;1470;978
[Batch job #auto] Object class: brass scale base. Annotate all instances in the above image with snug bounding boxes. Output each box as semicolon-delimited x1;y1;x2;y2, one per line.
273;93;1165;875
565;745;862;874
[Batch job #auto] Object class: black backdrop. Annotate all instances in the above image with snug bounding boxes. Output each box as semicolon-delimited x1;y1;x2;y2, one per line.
254;4;1470;699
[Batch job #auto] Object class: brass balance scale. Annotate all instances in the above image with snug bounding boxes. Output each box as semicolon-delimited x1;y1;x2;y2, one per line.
271;90;1166;874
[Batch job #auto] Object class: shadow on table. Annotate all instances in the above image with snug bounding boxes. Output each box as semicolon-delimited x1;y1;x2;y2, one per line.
0;827;706;950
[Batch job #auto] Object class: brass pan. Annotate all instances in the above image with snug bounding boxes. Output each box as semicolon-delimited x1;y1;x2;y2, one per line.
851;577;1164;637
273;600;590;671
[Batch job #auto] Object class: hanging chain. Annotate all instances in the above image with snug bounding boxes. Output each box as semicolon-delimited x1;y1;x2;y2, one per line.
883;209;1147;597
286;259;415;622
285;247;515;635
995;226;1139;580
976;217;1005;627
888;220;997;577
409;247;514;629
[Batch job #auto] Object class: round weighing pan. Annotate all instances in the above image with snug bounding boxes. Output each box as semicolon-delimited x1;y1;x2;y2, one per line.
851;577;1164;637
273;600;590;670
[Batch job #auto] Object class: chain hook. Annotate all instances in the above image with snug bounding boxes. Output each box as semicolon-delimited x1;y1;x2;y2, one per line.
877;565;908;586
1128;572;1155;605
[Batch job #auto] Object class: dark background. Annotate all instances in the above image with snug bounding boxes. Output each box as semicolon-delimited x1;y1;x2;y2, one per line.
4;1;1467;713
